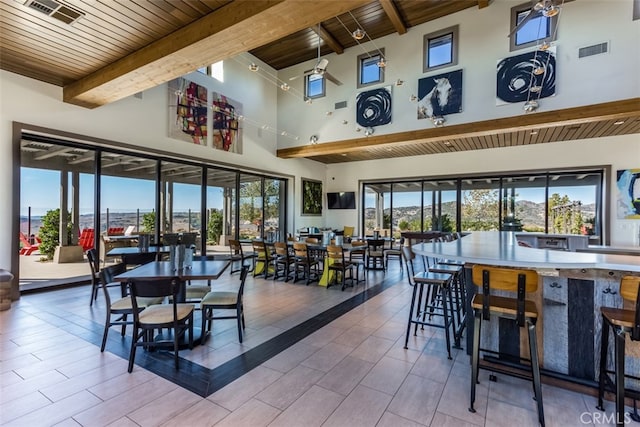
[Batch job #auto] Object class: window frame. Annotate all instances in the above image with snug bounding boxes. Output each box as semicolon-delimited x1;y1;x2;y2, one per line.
304;72;325;99
357;48;385;88
509;2;558;51
423;25;459;73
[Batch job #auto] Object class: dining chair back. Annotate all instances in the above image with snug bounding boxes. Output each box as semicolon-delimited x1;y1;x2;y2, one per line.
273;241;294;282
121;251;157;269
201;266;249;343
86;248;100;305
229;239;256;274
127;277;195;372
292;242;320;285
251;240;272;278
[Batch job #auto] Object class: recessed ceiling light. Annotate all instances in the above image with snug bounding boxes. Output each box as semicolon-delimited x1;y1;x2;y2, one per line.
341;153;347;156
444;141;451;146
613;120;625;125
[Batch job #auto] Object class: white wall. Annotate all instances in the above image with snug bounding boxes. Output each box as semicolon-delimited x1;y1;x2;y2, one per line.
276;0;639;147
0;56;328;271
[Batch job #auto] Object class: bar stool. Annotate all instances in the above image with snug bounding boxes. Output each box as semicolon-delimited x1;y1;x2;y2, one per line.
597;275;640;426
426;257;464;348
468;265;544;427
402;246;456;359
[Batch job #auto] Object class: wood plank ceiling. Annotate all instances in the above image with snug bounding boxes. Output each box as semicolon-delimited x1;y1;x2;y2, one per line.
2;0;639;164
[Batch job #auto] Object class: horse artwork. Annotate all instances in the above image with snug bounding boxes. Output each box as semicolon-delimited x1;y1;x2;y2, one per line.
417;69;463;120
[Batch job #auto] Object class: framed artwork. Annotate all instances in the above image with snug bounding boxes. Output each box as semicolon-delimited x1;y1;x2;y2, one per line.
496;47;556;105
302;178;323;216
417;69;463;119
212;92;243;154
356;86;392;127
616;169;640;219
168;77;208;144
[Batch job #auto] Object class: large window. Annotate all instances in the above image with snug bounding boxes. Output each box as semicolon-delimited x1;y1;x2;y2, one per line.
362;169;605;242
423;25;458;72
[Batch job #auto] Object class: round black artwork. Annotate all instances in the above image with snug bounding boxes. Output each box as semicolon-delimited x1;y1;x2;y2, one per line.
356;87;392;127
496;50;555;103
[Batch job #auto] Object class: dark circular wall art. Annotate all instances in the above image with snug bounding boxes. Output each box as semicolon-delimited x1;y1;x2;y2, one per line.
496;49;556;104
356;87;392;127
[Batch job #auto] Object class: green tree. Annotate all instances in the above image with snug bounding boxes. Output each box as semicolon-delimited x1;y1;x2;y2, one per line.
434;214;453;232
461;189;499;231
548;193;584;234
141;211;155;233
38;208;72;260
207;209;223;244
398;219;410;230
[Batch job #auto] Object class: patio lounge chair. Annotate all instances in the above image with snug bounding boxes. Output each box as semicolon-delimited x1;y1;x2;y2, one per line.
19;232;40;255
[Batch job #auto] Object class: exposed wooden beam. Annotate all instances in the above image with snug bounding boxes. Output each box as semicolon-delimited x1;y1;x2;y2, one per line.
379;0;407;35
63;0;370;108
477;0;490;9
277;98;640;158
313;23;344;55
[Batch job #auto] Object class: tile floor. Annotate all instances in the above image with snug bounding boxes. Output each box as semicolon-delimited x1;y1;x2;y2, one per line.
1;264;635;426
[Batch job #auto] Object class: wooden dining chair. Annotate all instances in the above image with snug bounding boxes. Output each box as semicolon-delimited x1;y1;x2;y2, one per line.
86;248;100;306
252;240;273;278
326;244;356;291
229;239;256;274
292;242;320;285
201;266;249;343
127;277;195;372
273;241;295;282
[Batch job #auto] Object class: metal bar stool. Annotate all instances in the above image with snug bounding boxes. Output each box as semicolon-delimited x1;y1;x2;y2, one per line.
402;246;456;359
468;265;544;427
597;275;640;426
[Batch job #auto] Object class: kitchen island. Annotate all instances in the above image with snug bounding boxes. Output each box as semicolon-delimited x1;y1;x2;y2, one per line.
412;231;639;388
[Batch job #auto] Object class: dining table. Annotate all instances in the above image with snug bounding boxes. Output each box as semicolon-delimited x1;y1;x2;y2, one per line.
114;259;230;346
106;245;172;257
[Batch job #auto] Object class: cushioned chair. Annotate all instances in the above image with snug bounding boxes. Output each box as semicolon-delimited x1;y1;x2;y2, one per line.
127;277;195;372
468;265;543;426
292;242;320;285
273;241;294;282
366;238;386;271
326;244;356;291
98;263;162;352
384;237;404;270
201;266;249;343
252;240;273;278
597;275;640;426
343;226;355;239
229;239;256;274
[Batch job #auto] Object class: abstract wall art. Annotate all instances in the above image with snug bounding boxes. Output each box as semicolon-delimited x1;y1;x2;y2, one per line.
212;92;243;153
168;78;208;144
356;86;392;127
301;178;323;216
616;169;640;219
496;47;556;105
417;69;463;120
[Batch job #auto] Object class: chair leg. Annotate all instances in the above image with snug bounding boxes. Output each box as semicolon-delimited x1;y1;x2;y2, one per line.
597;317;610;411
527;321;544;427
237;306;243;343
201;307;209;344
101;313;110;352
441;285;452;360
614;329;626;426
404;282;419;349
414;283;425;335
128;329;138;373
469;310;481;413
174;329;180;370
120;314;128;336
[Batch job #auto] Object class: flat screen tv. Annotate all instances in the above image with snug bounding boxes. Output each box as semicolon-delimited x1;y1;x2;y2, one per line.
327;191;356;209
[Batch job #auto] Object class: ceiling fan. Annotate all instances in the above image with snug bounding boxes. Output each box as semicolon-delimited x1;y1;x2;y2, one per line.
290;25;343;86
508;0;561;37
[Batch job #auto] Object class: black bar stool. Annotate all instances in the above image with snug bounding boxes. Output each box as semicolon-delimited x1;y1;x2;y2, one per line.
402;246;456;359
468;265;544;426
597;275;640;426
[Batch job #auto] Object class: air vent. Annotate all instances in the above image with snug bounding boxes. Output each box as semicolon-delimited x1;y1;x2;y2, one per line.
24;0;84;25
335;101;347;110
578;42;608;58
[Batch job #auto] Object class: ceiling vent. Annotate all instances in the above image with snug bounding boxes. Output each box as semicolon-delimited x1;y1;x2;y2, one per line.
24;0;84;25
578;42;609;59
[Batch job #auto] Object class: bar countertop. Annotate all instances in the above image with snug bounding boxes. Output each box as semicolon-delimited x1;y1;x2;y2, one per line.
412;231;640;272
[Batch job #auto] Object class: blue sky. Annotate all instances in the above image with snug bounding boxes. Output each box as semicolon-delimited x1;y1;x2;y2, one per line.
21;168;223;217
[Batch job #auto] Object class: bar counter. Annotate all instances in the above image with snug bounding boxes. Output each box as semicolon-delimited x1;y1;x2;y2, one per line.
412;231;639;388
